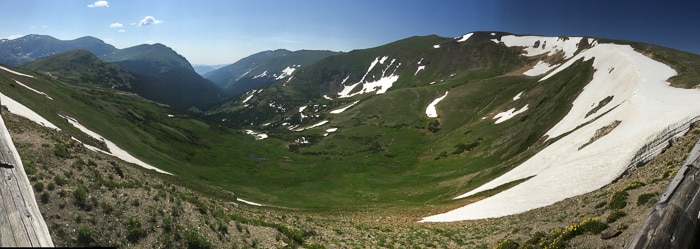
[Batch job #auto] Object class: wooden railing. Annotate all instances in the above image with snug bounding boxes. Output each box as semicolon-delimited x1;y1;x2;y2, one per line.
628;137;700;248
0;113;53;247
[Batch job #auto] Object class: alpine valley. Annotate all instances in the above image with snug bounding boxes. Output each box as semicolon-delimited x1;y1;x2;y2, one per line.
1;31;700;248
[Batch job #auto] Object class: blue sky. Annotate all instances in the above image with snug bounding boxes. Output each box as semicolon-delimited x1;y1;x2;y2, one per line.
1;0;698;65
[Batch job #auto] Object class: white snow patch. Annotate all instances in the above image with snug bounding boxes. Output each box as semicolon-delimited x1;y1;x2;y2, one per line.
0;65;35;78
62;115;172;175
299;106;308;113
0;93;59;129
433;44;440;49
493;105;529;124
523;61;558;76
379;56;389;64
337;75;399;98
296;120;329;131
456;33;474;42
425;91;448;118
414;65;426;76
241;92;255;104
323;127;338;137
245;130;268;140
422;43;700;222
276;65;298;80
253;70;268;79
330;100;359;114
322;95;333;100
238;198;263;206
495;35;585;60
14;80;53;100
359;57;381;83
513;91;523;101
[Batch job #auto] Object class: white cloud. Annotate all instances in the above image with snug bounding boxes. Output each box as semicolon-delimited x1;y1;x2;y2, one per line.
109;22;123;28
7;34;23;40
118;29;126;33
138;16;163;27
87;0;109;8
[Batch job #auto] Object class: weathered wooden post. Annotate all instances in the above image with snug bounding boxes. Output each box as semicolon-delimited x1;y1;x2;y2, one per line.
0;112;54;246
628;139;700;248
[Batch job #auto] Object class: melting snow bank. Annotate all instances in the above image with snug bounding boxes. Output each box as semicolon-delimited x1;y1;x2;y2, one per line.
330;100;359;114
455;33;473;42
245;130;268;140
237;198;263;206
0;65;35;78
0;93;59;130
493;105;529;124
337;56;401;98
295;120;329;131
425;91;448;118
14;80;53;100
523;61;557;76
421;42;700;222
61;115;172;175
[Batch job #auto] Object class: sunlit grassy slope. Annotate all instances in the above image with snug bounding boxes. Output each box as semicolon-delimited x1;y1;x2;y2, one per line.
4;32;698;212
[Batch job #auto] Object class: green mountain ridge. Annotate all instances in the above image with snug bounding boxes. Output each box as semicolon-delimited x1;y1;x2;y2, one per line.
1;35;225;110
204;49;342;95
20;49;135;89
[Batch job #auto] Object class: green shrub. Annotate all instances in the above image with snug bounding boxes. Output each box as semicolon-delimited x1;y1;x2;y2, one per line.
578;218;608;234
126;217;146;243
607;209;626;223
73;185;90;210
162;215;174;232
47;182;55;191
54;143;72;158
184;228;212;249
622;181;646;191
54;175;69;186
76;226;94;246
171;204;184;217
637;193;657;206
34;182;44;192
493;238;518;249
41;192;50;204
608;190;628;210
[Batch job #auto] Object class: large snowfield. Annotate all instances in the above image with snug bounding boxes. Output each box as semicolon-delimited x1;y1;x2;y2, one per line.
422;35;700;222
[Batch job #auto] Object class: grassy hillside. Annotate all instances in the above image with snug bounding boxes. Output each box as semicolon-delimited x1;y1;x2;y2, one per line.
3;32;700;248
0;37;592;211
20;49;135;88
8;101;694;248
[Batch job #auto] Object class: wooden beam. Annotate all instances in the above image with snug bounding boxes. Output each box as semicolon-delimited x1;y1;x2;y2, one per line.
628;138;700;248
0;114;53;247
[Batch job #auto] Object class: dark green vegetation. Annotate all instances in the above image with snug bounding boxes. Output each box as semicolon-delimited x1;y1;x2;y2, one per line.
20;49;135;88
